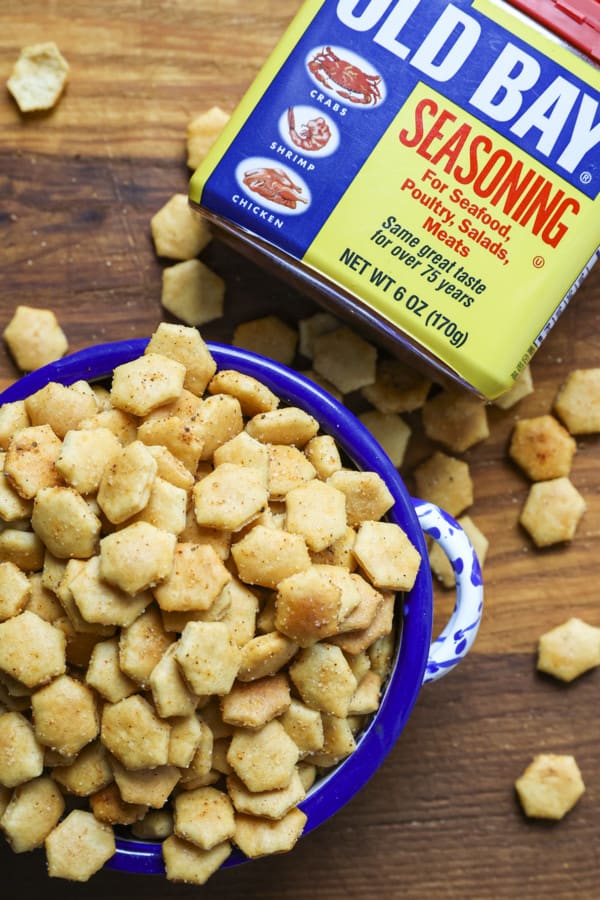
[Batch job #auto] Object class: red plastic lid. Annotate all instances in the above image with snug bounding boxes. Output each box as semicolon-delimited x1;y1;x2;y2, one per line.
507;0;600;62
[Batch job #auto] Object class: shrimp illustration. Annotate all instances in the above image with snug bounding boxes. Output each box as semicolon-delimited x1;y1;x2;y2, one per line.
287;107;332;152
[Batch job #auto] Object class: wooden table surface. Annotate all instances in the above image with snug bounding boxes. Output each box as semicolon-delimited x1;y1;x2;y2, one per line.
1;3;599;897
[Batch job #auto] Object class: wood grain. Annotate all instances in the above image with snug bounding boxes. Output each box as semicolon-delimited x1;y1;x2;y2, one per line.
1;3;599;897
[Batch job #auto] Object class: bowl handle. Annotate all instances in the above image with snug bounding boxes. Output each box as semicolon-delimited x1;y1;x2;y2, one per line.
412;499;483;685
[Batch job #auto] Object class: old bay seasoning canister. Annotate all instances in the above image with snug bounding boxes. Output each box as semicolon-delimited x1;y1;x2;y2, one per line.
189;0;600;399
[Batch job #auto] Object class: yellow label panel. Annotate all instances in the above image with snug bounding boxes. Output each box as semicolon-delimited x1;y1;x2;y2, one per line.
305;82;597;397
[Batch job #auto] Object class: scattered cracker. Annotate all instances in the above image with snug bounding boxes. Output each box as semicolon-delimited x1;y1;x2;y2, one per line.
7;42;69;113
421;389;489;453
358;410;411;468
413;451;473;519
186;106;231;170
361;358;431;413
494;366;534;409
553;368;600;435
161;259;225;327
537;617;600;682
151;193;212;260
515;753;585;820
509;414;576;481
232;315;298;366
3;306;68;371
312;326;377;394
519;476;586;547
298;312;340;359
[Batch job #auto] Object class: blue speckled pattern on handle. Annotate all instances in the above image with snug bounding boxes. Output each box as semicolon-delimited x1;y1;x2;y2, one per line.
413;500;484;684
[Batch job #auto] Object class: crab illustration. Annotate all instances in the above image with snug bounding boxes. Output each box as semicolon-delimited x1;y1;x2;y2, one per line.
242;167;308;209
308;46;382;106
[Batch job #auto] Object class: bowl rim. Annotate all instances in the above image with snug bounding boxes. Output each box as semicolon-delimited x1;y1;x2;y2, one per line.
0;338;433;875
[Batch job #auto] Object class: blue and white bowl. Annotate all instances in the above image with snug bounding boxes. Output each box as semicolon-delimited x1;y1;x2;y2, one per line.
0;338;484;876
